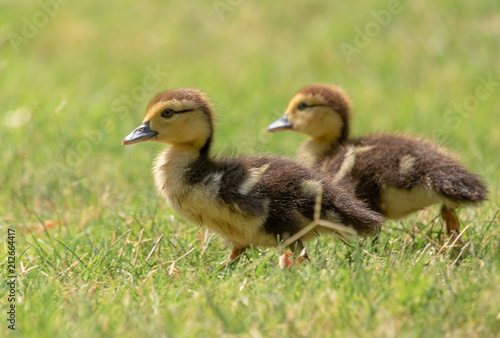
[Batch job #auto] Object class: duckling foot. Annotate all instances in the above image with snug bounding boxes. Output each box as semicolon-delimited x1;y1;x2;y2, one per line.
441;205;465;246
279;248;310;269
218;247;247;268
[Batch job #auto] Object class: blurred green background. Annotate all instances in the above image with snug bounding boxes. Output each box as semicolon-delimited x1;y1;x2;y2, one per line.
1;1;499;215
1;0;499;336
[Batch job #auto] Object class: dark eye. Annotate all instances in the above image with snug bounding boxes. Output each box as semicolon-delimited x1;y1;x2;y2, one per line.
297;102;308;110
161;109;175;118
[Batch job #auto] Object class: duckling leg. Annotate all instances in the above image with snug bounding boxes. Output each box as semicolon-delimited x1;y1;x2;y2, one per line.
219;247;247;267
292;240;310;262
279;240;310;269
441;205;465;245
229;247;247;262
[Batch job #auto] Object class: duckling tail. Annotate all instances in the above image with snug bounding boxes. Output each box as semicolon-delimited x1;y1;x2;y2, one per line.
324;187;385;238
431;167;488;204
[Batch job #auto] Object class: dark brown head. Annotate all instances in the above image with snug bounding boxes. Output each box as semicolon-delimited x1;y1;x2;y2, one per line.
267;84;352;144
122;88;215;154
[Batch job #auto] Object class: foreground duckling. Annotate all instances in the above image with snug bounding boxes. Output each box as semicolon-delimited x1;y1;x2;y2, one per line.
122;88;384;266
267;84;488;244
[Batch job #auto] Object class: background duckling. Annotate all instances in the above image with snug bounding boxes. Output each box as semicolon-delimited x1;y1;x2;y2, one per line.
122;88;384;266
267;84;488;244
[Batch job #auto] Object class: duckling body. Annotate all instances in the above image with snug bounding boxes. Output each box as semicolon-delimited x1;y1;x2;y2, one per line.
123;88;383;264
267;84;488;243
322;134;486;220
154;148;379;249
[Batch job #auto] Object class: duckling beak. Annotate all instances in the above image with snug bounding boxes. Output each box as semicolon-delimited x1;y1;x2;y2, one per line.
122;120;158;145
266;114;293;133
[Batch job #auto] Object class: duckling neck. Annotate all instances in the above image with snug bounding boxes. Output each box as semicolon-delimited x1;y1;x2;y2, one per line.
299;137;342;165
164;144;203;163
152;144;207;193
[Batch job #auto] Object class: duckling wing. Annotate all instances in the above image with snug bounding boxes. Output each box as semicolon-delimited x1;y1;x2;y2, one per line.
327;134;488;214
180;157;268;217
186;156;382;241
352;135;487;200
232;156;383;238
217;161;269;216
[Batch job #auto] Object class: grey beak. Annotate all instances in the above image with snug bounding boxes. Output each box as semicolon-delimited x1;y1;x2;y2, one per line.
266;114;293;133
122;120;158;145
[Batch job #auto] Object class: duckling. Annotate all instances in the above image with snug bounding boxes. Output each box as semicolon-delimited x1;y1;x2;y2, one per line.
122;88;384;266
267;84;488;244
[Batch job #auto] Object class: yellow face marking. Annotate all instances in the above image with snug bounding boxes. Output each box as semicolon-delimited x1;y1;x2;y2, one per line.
238;164;270;195
143;100;201;123
286;93;329;113
285;93;344;141
139;99;211;148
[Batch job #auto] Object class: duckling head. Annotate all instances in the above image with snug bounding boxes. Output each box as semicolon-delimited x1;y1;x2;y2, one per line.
122;88;214;152
267;84;351;144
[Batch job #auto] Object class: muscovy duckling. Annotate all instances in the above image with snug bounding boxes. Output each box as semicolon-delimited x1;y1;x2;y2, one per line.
267;84;488;244
122;88;384;265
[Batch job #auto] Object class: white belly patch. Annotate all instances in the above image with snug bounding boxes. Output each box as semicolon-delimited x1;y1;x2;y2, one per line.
379;185;446;219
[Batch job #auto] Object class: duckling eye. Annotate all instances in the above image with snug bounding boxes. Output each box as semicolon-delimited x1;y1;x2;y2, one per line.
161;109;176;118
297;102;309;111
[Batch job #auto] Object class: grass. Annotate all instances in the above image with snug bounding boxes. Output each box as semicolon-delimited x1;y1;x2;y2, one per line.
1;0;499;336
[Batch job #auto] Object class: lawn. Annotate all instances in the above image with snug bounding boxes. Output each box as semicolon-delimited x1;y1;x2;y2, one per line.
1;0;499;336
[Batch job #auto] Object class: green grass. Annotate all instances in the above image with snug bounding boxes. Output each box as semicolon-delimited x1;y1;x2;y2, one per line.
1;0;499;336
